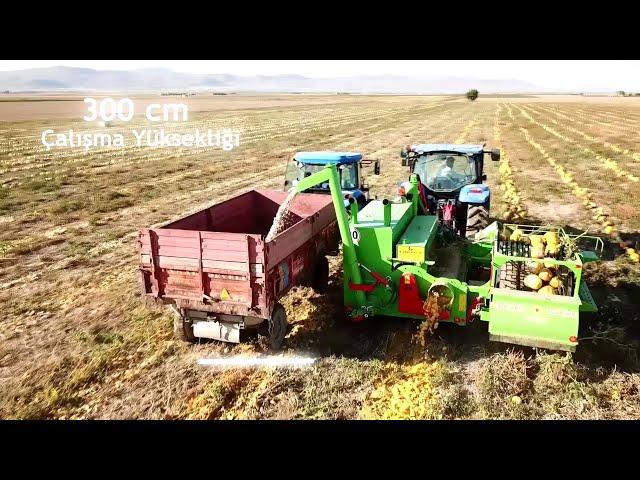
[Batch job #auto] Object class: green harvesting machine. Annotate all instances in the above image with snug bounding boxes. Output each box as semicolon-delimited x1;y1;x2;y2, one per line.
294;162;603;352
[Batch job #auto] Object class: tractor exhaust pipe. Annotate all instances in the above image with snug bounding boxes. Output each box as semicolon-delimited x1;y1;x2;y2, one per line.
349;197;358;224
383;199;391;227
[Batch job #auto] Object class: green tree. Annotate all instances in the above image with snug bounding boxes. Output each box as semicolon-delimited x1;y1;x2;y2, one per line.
466;89;479;101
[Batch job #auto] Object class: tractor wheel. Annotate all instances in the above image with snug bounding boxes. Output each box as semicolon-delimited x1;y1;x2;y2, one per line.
268;303;288;350
312;255;330;293
466;204;489;239
173;311;197;343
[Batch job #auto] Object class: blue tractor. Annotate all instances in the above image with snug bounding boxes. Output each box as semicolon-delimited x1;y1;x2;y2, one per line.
283;151;380;209
400;144;500;238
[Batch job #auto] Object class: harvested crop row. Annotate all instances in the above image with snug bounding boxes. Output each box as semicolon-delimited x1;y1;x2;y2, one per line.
0;105;436;174
514;105;639;183
494;104;527;221
518;125;638;263
532;106;640;164
572;106;640;126
0;104;423;166
454;119;476;143
3;105;454;233
1;105;445;187
550;107;640;135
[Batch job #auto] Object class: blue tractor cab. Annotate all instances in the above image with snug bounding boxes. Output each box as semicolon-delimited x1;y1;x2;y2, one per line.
400;143;500;238
284;151;380;209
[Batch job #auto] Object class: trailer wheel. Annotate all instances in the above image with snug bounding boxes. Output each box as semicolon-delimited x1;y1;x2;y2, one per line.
466;204;489;239
268;303;288;350
312;255;330;293
173;312;197;343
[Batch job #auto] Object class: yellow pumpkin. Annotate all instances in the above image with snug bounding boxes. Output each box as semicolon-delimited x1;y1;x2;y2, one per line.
545;243;561;256
510;228;524;242
531;245;545;259
538;285;557;296
529;235;545;246
549;277;563;289
544;231;560;244
538;268;553;283
524;274;543;290
527;261;543;274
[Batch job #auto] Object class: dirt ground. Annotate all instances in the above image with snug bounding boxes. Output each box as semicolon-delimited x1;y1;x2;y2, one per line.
0;94;638;419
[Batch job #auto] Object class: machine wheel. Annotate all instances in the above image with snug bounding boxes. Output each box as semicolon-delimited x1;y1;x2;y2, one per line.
173;311;197;343
466;204;489;239
268;303;288;350
312;255;330;293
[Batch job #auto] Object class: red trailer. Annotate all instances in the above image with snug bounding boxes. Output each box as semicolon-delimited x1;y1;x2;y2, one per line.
138;189;338;348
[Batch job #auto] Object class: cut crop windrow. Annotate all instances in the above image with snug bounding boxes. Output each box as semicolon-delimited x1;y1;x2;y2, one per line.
528;105;640;166
542;106;639;135
514;105;639;183
454;119;476;144
4;104;456;229
529;105;640;165
494;104;527;221
571;106;640;127
518;124;637;263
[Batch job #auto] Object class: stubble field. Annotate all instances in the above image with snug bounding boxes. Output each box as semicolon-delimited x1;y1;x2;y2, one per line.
0;93;639;419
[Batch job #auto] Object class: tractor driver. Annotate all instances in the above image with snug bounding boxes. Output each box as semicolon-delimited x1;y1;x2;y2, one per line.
437;156;461;177
433;156;466;189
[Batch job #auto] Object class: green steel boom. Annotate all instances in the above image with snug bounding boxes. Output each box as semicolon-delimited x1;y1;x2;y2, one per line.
295;164;366;307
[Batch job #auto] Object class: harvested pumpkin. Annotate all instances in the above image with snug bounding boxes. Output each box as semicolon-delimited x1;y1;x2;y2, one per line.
524;274;543;290
510;228;524;242
549;276;564;289
529;235;545;246
531;244;545;259
538;268;553;282
544;231;560;244
538;285;557;295
527;261;543;274
545;243;561;257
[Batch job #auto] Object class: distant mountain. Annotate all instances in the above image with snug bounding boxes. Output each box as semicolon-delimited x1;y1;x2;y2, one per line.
0;66;548;94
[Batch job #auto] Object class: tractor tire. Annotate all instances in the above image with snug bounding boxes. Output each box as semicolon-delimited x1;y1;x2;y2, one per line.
466;204;489;239
312;255;330;293
268;303;288;350
173;311;197;343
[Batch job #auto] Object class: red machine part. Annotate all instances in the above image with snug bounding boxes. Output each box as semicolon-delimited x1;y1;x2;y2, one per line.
398;272;425;316
399;272;454;320
466;296;484;322
348;265;389;293
418;181;429;212
442;202;455;223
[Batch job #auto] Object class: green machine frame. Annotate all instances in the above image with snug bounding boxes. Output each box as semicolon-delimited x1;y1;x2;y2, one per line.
295;164;602;352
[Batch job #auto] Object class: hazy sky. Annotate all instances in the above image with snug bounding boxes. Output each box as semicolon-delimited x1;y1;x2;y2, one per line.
0;60;638;90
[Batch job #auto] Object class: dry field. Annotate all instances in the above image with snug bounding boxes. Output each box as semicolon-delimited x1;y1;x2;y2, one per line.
0;94;639;419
